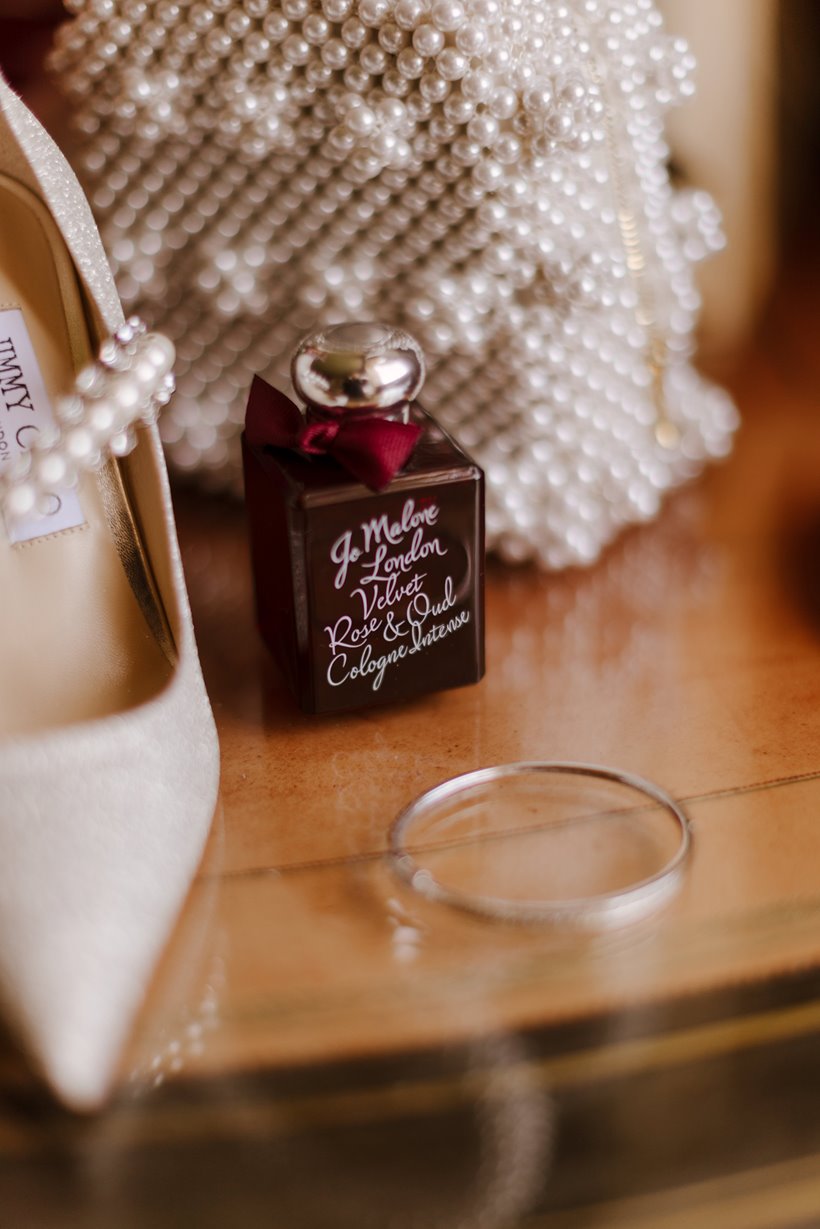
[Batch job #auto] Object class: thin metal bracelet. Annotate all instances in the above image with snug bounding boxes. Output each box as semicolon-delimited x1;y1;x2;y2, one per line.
388;762;691;930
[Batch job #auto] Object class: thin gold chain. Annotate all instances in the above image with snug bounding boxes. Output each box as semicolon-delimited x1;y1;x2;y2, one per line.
586;57;680;449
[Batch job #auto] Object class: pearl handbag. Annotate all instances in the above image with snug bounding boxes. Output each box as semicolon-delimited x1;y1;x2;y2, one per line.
50;0;738;569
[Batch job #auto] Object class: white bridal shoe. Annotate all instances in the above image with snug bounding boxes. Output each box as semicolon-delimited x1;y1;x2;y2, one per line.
0;74;219;1109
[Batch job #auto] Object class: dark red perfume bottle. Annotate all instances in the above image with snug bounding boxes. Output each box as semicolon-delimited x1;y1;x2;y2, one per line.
242;323;484;714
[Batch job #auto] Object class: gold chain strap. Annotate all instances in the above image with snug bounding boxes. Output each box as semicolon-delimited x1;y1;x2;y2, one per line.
587;56;680;449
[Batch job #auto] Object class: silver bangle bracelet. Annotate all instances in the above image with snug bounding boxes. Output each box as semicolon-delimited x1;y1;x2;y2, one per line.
388;762;691;930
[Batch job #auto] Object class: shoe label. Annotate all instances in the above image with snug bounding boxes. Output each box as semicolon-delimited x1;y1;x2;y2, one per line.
0;309;86;544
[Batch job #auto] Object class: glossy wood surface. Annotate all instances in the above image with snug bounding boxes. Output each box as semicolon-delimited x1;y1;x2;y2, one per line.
3;259;820;1228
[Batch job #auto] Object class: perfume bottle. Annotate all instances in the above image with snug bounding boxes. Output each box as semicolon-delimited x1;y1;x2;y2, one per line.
242;323;485;715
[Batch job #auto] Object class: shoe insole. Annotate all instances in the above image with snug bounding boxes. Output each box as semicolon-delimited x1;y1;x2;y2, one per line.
0;172;173;737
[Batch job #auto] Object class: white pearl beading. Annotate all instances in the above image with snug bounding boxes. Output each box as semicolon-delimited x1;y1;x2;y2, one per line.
49;0;737;569
0;319;175;525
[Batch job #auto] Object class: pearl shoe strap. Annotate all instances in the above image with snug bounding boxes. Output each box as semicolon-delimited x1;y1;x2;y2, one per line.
1;318;174;525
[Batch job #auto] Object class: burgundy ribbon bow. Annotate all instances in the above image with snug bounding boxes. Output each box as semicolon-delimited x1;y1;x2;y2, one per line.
245;375;421;492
